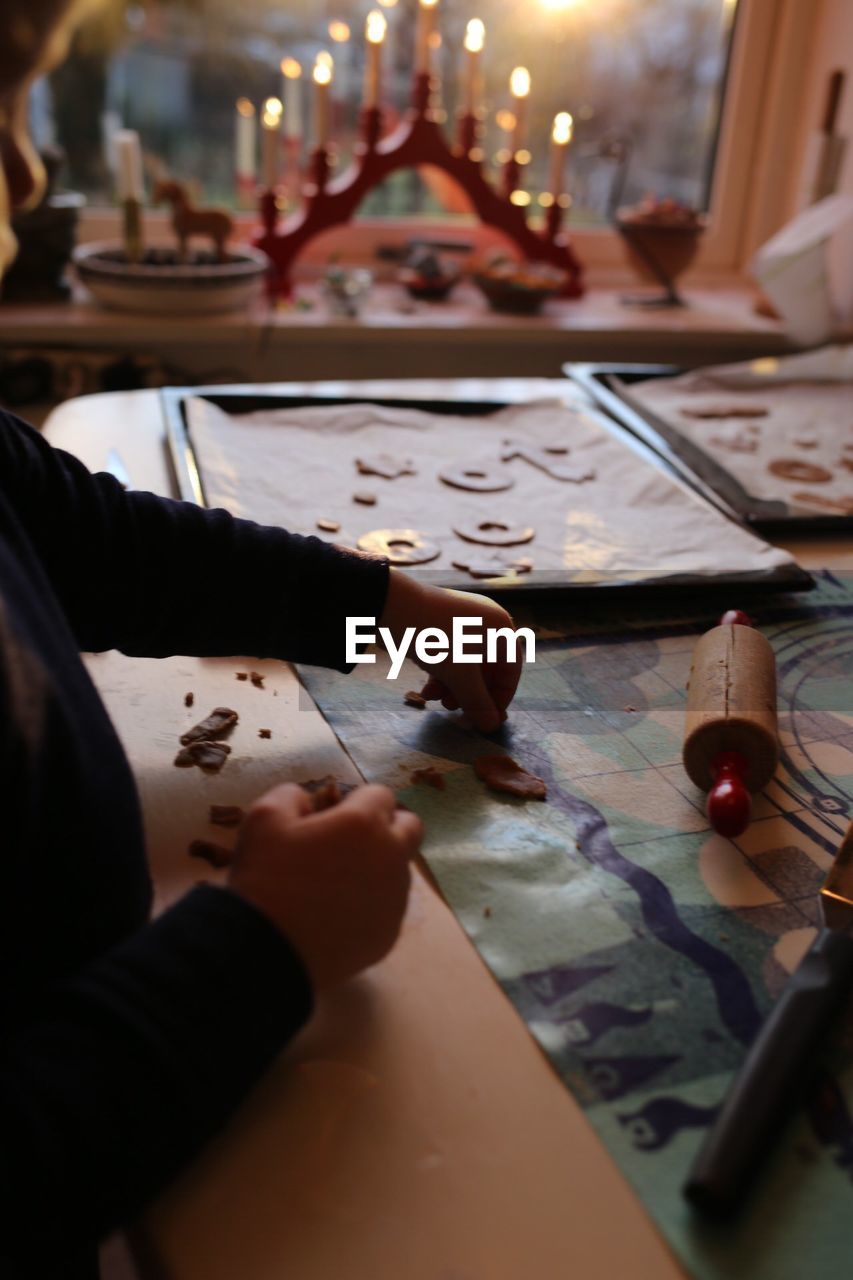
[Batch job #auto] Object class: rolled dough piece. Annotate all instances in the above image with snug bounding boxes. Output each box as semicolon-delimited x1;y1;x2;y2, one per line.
768;458;833;484
683;624;779;793
404;690;427;708
439;463;514;493
358;529;441;565
501;439;595;483
316;518;341;532
180;707;239;745
452;519;535;547
356;454;416;479
451;549;533;578
353;491;377;505
474;755;547;800
680;405;769;419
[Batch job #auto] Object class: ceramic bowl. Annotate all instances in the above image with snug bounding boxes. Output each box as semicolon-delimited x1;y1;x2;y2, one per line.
73;241;269;314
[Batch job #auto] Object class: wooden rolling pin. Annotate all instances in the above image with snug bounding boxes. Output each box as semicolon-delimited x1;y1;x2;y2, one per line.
683;610;779;836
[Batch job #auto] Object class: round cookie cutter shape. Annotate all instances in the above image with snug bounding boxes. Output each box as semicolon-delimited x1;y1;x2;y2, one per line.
439;463;514;493
453;519;535;547
357;529;442;565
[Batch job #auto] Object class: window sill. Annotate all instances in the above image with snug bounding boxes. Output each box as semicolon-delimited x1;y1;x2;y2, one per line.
0;279;794;375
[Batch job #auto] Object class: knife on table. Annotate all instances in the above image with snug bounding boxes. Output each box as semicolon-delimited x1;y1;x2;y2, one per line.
684;819;853;1217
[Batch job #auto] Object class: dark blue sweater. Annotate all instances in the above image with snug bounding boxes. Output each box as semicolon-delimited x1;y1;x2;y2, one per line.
0;410;389;1277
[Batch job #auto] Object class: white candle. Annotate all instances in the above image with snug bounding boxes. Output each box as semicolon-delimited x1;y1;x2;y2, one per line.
234;98;256;178
509;66;530;154
114;129;144;201
312;55;333;148
261;96;282;188
364;10;387;108
280;59;302;139
462;18;484;116
415;0;439;75
549;111;573;197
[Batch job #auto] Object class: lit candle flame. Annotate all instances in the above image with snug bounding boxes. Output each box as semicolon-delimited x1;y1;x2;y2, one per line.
262;97;282;128
420;0;439;9
328;20;350;42
236;97;255;118
510;66;531;98
313;57;333;86
281;57;302;79
464;18;485;53
366;10;387;43
552;111;573;145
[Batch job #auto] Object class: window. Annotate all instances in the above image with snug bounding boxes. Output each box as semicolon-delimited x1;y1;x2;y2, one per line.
36;0;736;224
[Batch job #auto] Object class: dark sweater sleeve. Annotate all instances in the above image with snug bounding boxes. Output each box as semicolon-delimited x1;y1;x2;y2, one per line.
0;886;312;1264
0;410;389;668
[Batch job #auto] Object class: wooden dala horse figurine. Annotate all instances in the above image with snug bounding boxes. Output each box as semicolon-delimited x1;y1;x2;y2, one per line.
153;178;234;262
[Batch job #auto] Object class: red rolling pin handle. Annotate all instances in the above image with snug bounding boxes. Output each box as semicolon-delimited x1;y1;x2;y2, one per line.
707;750;752;837
706;611;754;837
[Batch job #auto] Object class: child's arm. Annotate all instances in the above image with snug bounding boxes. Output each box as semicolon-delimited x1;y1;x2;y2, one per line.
1;409;388;670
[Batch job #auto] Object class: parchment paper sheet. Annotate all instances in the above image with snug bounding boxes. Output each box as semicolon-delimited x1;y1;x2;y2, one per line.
187;396;794;584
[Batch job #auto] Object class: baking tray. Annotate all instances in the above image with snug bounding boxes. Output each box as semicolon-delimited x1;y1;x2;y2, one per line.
568;362;853;535
160;378;812;599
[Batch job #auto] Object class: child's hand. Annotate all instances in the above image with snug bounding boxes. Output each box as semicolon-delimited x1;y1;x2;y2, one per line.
228;782;421;992
380;570;523;732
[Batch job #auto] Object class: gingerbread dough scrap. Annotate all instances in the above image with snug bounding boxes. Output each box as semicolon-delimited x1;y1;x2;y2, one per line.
180;707;238;745
474;755;547;800
439;464;514;493
680;405;769;419
356;454;416;479
303;775;358;811
189;839;233;869
174;741;232;773
358;529;441;565
452;519;535;547
768;459;833;484
209;804;244;827
411;765;446;790
316;518;340;533
404;690;427;709
184;692;194;707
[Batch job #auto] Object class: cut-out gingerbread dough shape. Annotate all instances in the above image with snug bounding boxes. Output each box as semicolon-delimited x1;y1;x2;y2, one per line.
439;463;514;492
358;529;441;565
452;519;535;547
356;454;416;479
501;438;595;483
768;459;833;484
680;405;769;419
451;549;533;578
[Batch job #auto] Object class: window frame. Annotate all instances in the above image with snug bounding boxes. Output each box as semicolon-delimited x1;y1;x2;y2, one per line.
74;0;822;283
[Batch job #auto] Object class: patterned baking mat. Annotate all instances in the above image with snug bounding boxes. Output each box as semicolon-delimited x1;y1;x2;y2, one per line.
299;571;853;1280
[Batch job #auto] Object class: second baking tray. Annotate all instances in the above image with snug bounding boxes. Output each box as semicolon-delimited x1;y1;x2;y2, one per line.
568;362;853;535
